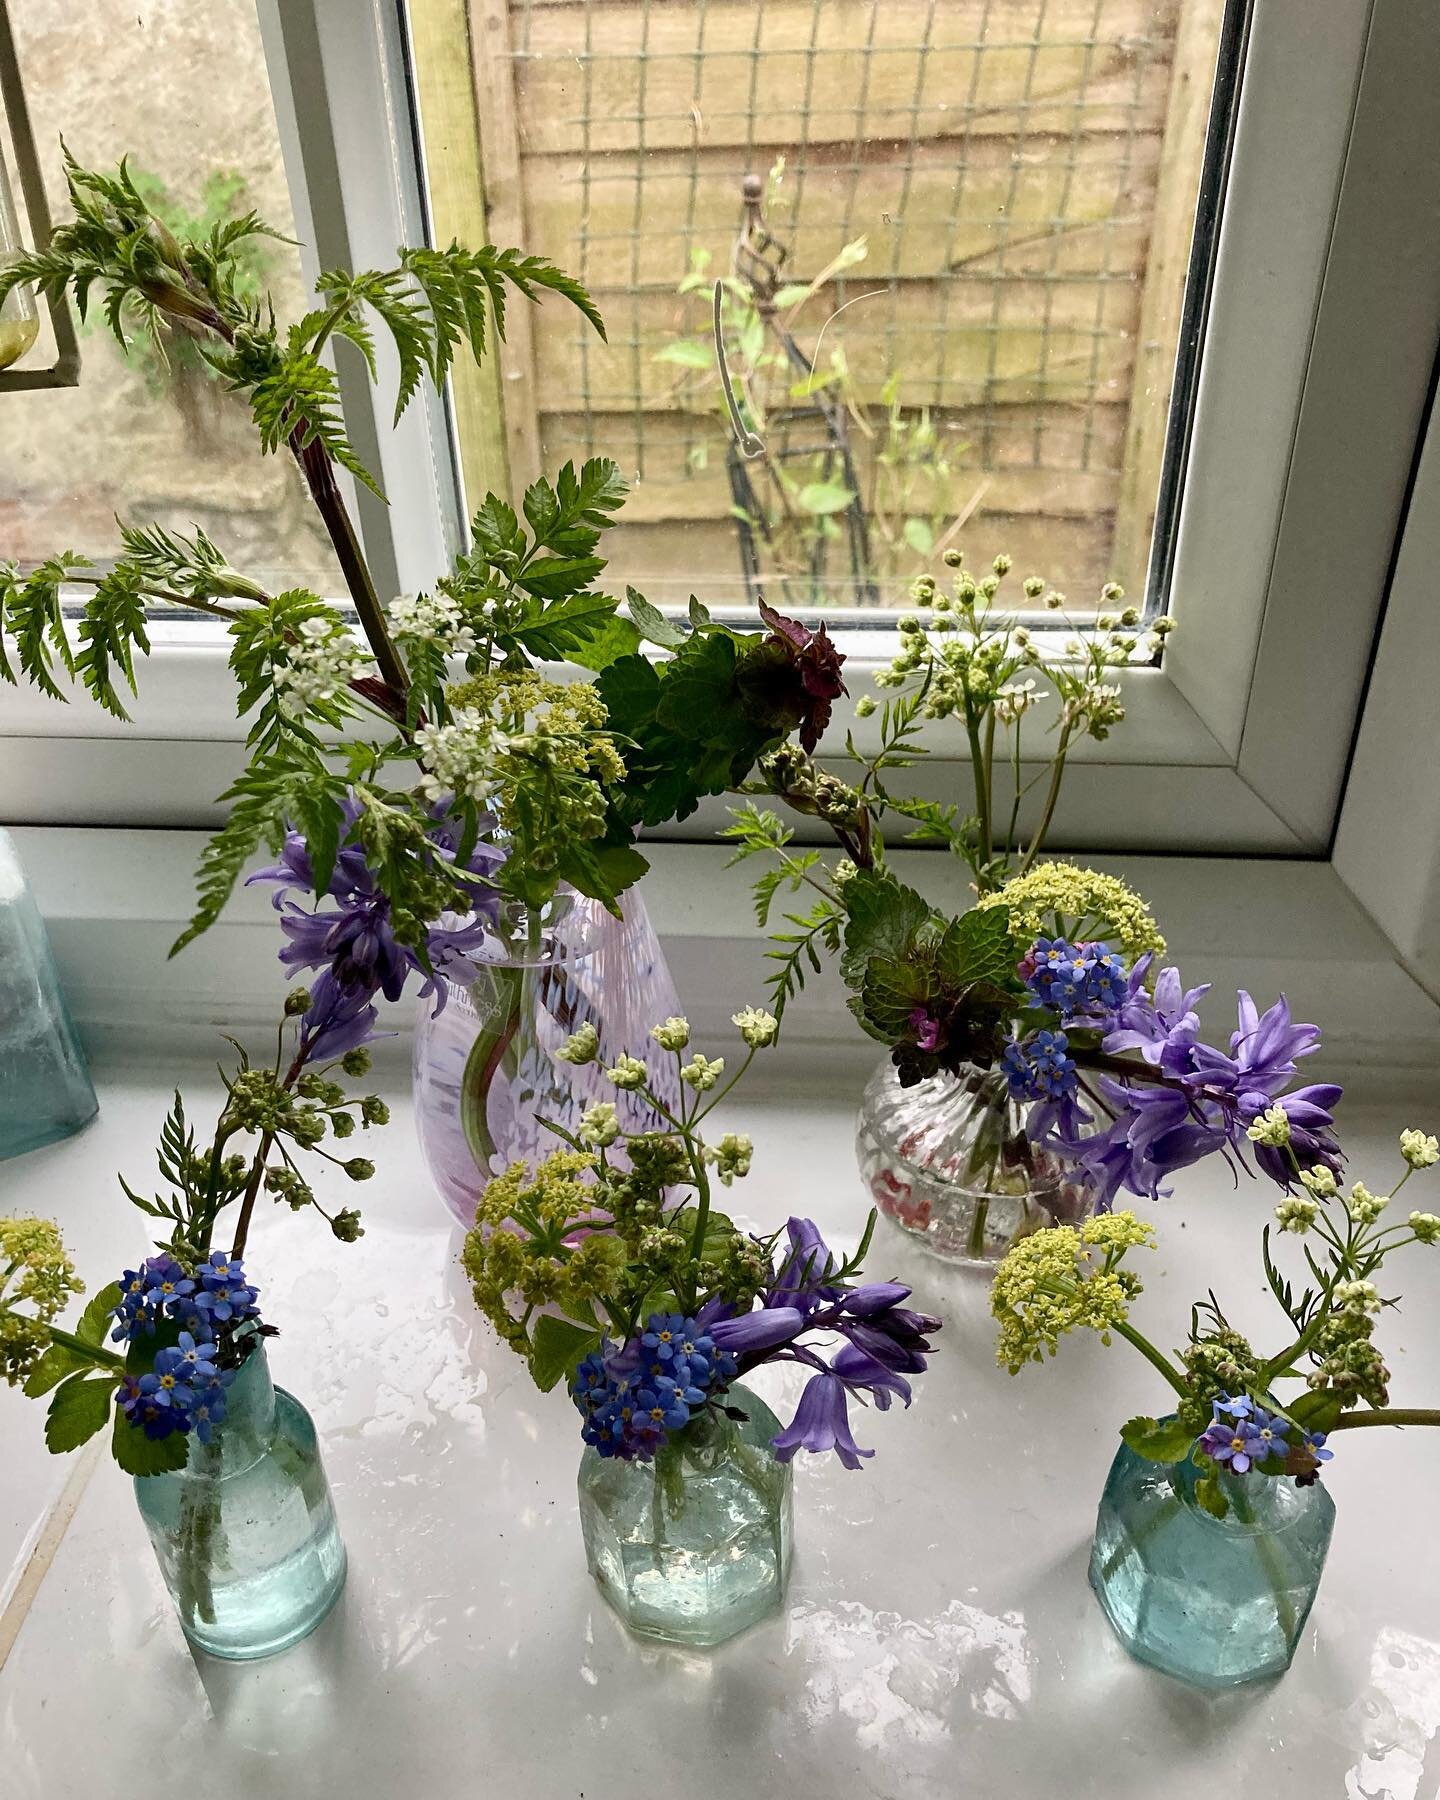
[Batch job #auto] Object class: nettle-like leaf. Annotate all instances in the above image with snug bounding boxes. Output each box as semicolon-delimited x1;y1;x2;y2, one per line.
934;904;1021;994
839;870;933;988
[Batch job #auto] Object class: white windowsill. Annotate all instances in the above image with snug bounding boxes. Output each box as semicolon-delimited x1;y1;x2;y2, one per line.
14;827;1440;1096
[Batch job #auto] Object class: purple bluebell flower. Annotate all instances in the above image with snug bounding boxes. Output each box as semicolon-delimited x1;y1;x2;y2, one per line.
298;969;382;1064
768;1218;842;1312
771;1370;873;1471
708;1306;805;1359
249;794;504;1014
1030;969;1343;1202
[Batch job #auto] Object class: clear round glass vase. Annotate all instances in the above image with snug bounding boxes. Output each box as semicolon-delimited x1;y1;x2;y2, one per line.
133;1341;347;1661
578;1382;793;1647
855;1057;1093;1266
413;890;683;1226
1088;1437;1336;1688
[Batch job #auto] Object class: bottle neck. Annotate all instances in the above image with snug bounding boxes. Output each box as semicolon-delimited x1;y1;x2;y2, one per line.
191;1337;276;1477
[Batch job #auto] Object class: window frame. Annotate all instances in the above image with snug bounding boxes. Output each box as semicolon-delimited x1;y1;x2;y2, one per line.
3;0;1437;876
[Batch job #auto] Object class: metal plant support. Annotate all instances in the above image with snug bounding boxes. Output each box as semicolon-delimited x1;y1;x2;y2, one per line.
0;0;80;391
724;174;876;610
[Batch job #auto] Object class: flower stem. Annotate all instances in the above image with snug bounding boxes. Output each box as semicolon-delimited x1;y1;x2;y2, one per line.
1329;1408;1440;1431
43;1325;126;1372
1110;1317;1190;1397
1016;727;1073;876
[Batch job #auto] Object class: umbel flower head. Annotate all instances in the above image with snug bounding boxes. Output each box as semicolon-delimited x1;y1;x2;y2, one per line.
992;1213;1155;1374
0;1218;84;1387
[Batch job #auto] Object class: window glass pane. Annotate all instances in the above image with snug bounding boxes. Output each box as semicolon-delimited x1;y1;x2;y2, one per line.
4;0;340;592
413;0;1232;615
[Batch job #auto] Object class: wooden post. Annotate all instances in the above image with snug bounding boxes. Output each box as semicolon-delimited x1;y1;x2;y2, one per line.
466;0;544;500
1111;0;1227;599
408;0;514;512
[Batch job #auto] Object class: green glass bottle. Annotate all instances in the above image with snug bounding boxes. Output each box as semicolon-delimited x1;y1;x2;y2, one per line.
579;1382;793;1647
1089;1437;1335;1687
133;1342;346;1660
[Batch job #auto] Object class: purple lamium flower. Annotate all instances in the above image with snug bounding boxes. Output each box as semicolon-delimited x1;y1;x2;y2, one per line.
771;1370;874;1470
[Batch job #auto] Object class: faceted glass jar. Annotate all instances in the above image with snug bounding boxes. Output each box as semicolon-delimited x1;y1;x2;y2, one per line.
578;1383;793;1647
855;1057;1092;1266
414;890;683;1226
133;1342;347;1660
1089;1437;1336;1688
0;828;98;1160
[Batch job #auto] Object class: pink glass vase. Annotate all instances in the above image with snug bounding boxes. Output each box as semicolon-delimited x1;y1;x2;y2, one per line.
412;891;683;1225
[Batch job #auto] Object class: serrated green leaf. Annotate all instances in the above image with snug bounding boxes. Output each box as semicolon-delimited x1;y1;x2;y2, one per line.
1120;1414;1196;1463
76;1281;123;1346
840;870;933;987
1193;1471;1229;1520
624;585;687;650
564;613;642;672
530;1314;601;1394
507;589;619;659
24;1344;88;1399
45;1372;116;1454
113;1407;190;1477
857;953;933;1041
935;905;1021;992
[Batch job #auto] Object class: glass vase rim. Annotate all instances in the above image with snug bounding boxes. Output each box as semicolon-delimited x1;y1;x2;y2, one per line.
1141;1416;1333;1538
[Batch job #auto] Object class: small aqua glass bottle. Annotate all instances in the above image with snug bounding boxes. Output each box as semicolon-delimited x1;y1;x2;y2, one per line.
578;1381;793;1646
133;1340;346;1659
1089;1436;1335;1687
0;829;97;1160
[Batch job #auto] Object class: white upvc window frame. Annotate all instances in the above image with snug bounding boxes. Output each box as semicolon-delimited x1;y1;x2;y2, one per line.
3;0;1438;897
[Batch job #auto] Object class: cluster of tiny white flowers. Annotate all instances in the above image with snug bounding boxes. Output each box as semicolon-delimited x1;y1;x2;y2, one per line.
1245;1104;1292;1149
1401;1129;1440;1170
1332;1278;1382;1315
413;707;500;804
1300;1165;1339;1199
732;1006;779;1048
993;678;1048;725
1347;1181;1389;1225
681;1052;725;1092
650;1017;691;1053
605;1054;648;1091
1409;1211;1440;1245
1063;681;1125;736
274;615;371;718
576;1101;619;1149
1275;1195;1318;1234
556;1022;599;1065
387;592;477;656
708;1132;753;1186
